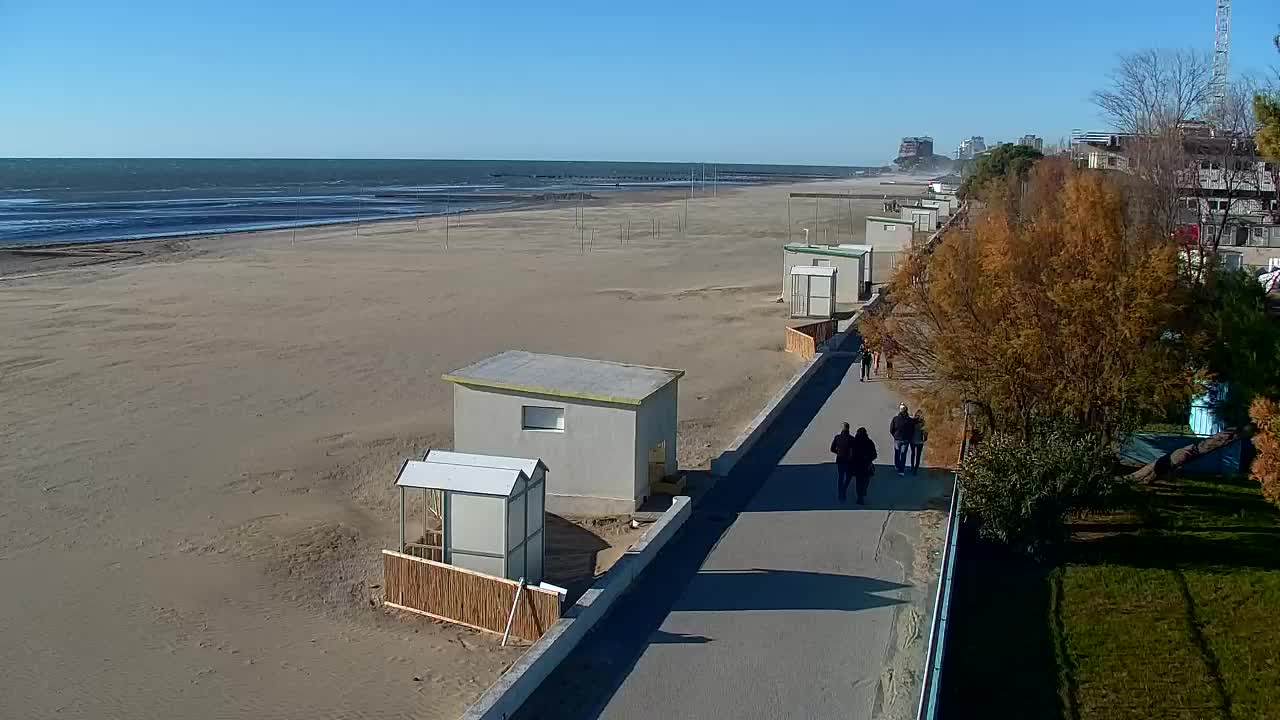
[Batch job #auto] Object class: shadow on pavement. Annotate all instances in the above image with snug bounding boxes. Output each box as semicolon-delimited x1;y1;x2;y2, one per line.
744;462;953;513
510;353;860;720
674;568;907;613
648;630;714;645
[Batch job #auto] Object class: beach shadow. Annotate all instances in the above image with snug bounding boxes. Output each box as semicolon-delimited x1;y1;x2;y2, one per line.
674;568;907;613
543;513;612;597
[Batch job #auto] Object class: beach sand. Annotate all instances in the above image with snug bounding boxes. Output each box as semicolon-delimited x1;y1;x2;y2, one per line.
0;176;923;719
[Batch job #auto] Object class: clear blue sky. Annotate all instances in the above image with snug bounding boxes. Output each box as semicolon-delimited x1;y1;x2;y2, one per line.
0;1;1276;165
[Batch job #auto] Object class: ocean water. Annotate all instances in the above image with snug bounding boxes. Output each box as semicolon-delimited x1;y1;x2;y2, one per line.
0;159;862;247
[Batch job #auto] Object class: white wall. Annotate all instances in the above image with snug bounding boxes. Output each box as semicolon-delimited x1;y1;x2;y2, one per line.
901;206;938;231
864;219;914;250
921;198;950;219
781;249;864;304
632;381;679;503
453;385;640;515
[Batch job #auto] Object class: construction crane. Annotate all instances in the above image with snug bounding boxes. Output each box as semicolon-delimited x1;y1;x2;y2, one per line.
1211;0;1231;107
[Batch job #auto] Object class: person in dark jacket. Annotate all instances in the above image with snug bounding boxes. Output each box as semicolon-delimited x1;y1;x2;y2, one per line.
850;427;877;505
859;347;873;381
831;422;855;501
889;404;915;476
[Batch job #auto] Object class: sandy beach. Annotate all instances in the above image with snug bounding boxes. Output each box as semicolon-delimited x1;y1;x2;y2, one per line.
0;176;923;719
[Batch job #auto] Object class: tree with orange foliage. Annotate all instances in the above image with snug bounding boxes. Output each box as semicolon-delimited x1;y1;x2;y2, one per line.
1249;397;1280;506
860;156;1192;442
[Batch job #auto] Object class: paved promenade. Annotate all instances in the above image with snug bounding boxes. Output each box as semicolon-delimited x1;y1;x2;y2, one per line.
513;346;951;720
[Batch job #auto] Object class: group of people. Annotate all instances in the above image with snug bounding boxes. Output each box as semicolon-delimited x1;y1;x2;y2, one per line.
858;344;893;381
829;404;927;505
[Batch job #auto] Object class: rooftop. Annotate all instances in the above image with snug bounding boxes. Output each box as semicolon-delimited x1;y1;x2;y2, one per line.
396;450;547;496
443;350;684;406
866;216;916;225
783;243;868;258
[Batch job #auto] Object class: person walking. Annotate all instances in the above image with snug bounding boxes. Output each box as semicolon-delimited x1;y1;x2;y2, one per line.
830;422;855;501
850;427;877;505
890;404;915;476
859;347;873;381
910;409;927;475
872;347;881;375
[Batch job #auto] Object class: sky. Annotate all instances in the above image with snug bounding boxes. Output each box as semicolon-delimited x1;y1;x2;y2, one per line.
0;1;1276;165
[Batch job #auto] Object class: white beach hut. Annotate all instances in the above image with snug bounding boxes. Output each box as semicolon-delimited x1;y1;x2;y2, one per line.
788;265;837;319
395;450;547;584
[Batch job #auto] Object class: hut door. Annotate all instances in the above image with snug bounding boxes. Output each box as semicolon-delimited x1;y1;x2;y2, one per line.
790;273;809;317
809;274;833;317
648;441;667;485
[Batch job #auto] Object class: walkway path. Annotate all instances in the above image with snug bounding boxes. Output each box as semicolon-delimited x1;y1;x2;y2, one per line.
513;344;952;720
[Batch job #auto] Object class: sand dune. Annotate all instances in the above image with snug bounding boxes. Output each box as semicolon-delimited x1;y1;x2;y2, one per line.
0;177;921;719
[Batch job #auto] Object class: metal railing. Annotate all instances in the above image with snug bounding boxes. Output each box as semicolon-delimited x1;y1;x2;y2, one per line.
916;406;972;720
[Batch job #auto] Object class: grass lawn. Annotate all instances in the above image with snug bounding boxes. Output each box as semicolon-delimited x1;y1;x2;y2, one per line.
942;474;1280;720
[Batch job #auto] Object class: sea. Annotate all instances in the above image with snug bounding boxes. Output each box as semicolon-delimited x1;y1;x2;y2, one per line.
0;158;868;248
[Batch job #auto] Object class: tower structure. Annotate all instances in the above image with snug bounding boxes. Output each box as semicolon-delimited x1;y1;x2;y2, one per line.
1211;0;1231;108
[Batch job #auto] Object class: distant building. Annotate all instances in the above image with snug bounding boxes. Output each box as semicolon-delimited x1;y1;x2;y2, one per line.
1069;128;1280;269
898;136;935;161
956;136;986;160
1018;135;1044;152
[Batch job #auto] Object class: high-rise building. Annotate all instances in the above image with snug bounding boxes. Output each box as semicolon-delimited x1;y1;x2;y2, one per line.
956;136;986;160
898;136;935;160
1018;134;1044;152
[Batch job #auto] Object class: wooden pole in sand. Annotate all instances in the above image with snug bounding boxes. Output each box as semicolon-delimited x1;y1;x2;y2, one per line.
445;200;450;250
787;196;792;244
847;192;854;243
415;190;421;232
292;186;300;246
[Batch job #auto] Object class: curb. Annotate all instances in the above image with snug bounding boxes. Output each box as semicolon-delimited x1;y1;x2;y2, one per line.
460;495;692;720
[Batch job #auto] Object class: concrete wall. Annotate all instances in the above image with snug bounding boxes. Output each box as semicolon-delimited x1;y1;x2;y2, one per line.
453;385;639;515
782;248;864;304
864;219;914;251
632;381;678;503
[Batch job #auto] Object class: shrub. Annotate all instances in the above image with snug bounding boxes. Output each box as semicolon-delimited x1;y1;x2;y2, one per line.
1249;396;1280;506
960;426;1117;557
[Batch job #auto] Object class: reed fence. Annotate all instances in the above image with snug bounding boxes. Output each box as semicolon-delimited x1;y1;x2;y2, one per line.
784;319;838;359
382;549;561;641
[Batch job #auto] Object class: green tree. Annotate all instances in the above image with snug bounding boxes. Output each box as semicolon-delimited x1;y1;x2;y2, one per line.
1192;268;1280;425
960;423;1117;557
958;143;1043;198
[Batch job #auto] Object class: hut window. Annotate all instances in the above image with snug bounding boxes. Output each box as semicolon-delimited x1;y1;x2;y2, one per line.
522;406;564;431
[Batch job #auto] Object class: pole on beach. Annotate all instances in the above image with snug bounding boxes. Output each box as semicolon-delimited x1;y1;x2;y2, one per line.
445;200;450;250
292;186;301;246
415;190;421;232
847;192;854;243
787;196;792;244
